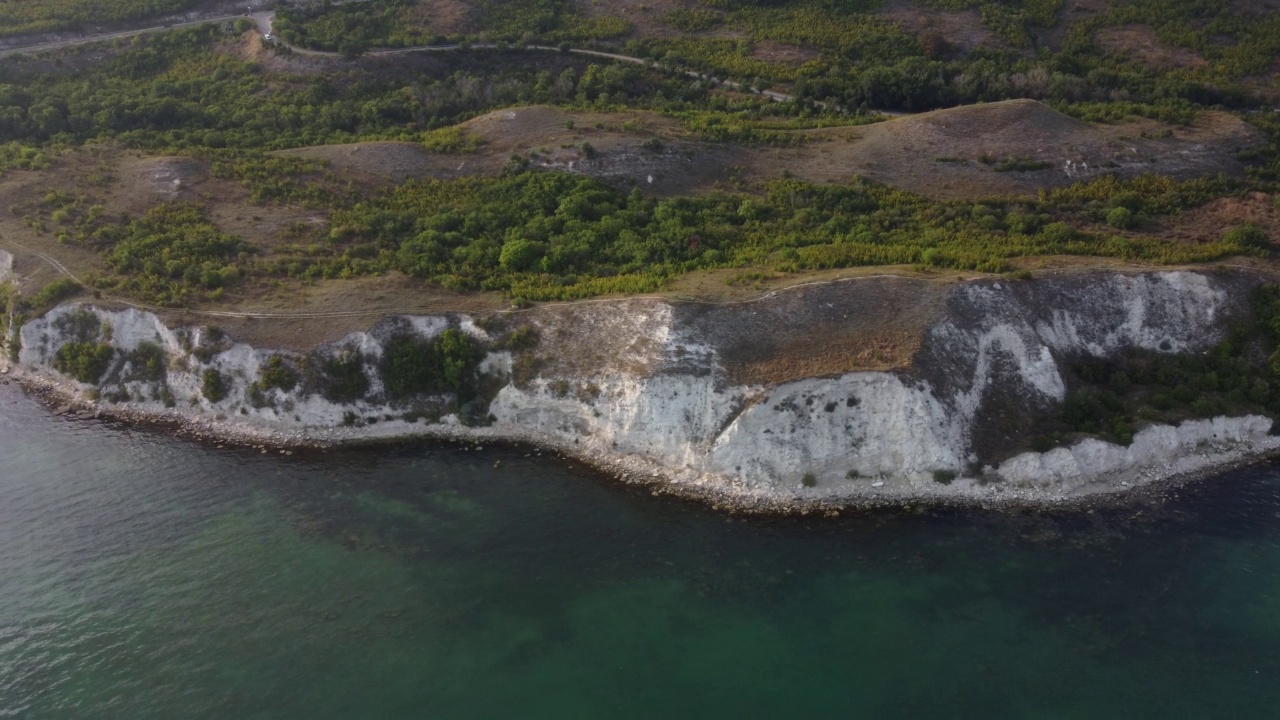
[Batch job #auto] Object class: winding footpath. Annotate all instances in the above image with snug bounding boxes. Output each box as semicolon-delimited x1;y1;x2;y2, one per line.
0;10;902;114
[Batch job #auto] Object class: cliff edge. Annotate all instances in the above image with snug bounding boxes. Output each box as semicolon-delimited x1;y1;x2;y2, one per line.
4;270;1278;510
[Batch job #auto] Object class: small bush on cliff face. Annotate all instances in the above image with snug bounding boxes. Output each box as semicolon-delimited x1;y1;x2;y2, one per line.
801;472;818;487
381;329;485;402
932;470;957;484
0;282;15;349
501;326;539;351
51;307;101;343
122;342;167;382
201;368;228;403
247;355;300;408
311;349;369;403
53;341;115;383
1027;284;1280;452
258;355;299;392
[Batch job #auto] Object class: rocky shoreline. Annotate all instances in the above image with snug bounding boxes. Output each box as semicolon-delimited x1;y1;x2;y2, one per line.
6;270;1280;515
7;359;1279;517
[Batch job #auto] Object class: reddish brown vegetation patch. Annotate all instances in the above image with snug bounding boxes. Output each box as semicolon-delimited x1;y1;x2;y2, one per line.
407;0;477;36
680;277;947;386
750;40;819;65
882;0;1000;53
1096;24;1207;70
1164;193;1280;246
795;100;1260;200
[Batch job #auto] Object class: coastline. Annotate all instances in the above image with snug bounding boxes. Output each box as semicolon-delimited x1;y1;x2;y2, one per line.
9;362;1279;517
6;270;1277;516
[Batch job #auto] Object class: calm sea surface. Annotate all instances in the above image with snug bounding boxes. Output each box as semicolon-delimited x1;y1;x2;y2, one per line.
2;381;1279;718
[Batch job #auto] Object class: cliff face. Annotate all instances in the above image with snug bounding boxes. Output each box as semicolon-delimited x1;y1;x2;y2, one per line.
7;270;1278;508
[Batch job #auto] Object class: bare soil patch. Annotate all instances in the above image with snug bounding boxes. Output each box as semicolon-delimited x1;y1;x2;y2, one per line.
1231;0;1280;13
460;106;753;196
750;40;819;66
574;0;665;38
158;273;505;352
272;100;1262;202
677;276;949;386
0;147;124;293
117;155;209;209
280;141;470;184
1037;0;1111;51
1163;192;1280;247
406;0;478;36
882;0;1001;53
789;99;1260;199
1096;24;1207;70
0;144;322;302
523;297;674;380
289;106;749;196
110;151;322;252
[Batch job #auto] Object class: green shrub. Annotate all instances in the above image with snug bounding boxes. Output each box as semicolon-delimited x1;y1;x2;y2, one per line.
1106;206;1135;230
503;325;540;351
1039;222;1078;242
992;157;1049;172
498;238;547;271
53;341;115;384
51;307;102;343
123;342;167;382
1224;223;1269;249
201;368;228;403
932;469;957;484
313;350;369;403
664;8;722;33
421;126;482;154
96;202;251;306
801;472;817;487
381;328;485;401
30;278;81;309
258;355;299;392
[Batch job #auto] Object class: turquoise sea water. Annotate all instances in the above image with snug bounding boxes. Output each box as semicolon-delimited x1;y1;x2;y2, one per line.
2;381;1279;718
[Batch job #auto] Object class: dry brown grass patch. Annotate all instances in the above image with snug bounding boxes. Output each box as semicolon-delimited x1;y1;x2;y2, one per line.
1095;24;1207;70
750;40;818;66
881;0;1000;53
406;0;477;36
1163;192;1280;247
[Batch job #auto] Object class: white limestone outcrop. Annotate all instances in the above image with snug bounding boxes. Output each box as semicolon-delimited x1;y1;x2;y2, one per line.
5;270;1276;508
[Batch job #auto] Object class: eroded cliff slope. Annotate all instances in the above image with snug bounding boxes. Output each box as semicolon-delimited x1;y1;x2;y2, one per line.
5;270;1277;509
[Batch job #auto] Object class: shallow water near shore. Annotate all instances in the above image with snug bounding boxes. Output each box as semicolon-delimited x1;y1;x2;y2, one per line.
2;382;1280;718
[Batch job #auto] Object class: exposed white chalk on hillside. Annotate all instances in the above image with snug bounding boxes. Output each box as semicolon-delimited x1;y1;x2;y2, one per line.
4;270;1276;509
996;416;1276;492
0;249;13;283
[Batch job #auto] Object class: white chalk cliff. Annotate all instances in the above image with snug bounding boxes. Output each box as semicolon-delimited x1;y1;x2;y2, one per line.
5;270;1277;509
